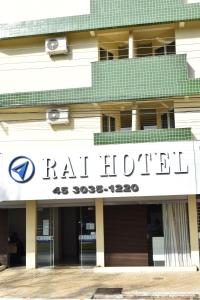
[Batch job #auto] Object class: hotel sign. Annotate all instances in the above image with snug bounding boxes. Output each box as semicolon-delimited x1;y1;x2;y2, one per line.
1;141;199;201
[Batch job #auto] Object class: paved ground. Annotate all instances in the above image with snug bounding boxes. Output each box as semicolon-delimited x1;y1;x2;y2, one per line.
0;267;200;299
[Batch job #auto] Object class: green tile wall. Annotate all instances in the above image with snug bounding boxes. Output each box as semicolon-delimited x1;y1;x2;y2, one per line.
0;0;200;40
94;128;193;145
0;54;200;108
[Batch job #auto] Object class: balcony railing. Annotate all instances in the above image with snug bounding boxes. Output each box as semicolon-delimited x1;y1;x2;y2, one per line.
1;54;200;108
94;128;193;145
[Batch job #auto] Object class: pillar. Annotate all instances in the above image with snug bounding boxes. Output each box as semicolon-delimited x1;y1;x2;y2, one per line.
95;198;105;267
54;208;59;264
156;110;162;129
26;200;37;269
132;109;137;131
188;195;199;267
129;31;134;59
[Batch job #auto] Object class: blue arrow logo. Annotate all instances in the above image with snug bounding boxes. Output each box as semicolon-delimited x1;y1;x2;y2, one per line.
11;161;29;180
9;156;35;183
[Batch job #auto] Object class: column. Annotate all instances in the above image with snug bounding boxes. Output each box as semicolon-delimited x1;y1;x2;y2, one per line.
95;198;105;267
129;31;134;59
188;195;199;267
132;109;137;131
156;110;162;129
54;208;59;263
26;200;37;269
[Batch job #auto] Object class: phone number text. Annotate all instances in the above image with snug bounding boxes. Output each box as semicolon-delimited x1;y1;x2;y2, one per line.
52;184;139;195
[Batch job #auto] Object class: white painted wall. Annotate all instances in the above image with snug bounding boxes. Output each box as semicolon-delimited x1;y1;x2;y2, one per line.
175;100;200;139
176;27;200;78
0;106;101;148
0;33;98;93
187;0;200;3
0;0;90;24
175;110;200;138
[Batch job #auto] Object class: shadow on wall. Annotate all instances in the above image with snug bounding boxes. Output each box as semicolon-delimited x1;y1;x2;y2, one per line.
187;63;195;79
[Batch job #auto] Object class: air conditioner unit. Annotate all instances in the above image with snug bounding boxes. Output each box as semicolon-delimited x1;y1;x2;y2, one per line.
46;108;69;125
45;37;68;55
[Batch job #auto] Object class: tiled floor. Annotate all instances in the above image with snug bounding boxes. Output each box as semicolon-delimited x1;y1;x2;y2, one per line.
0;267;200;299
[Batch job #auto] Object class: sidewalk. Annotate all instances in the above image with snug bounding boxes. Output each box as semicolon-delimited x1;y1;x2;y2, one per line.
0;267;200;299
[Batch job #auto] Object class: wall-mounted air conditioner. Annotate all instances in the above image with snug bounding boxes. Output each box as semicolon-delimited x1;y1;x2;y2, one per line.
46;108;69;125
45;37;68;55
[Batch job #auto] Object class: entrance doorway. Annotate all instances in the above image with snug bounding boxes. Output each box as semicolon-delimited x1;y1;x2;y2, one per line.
37;206;96;268
104;204;163;267
8;209;26;267
59;207;79;265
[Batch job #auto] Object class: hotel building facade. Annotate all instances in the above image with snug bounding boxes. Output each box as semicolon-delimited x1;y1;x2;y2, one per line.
0;0;200;270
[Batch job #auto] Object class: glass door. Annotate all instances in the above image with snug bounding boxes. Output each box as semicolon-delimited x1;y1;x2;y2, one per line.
37;207;54;268
79;206;96;267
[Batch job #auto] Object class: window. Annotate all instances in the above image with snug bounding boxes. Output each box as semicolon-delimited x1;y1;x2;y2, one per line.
102;115;116;132
161;110;175;129
139;109;175;130
118;46;129;59
137;43;152;57
99;48;114;61
120;110;132;131
155;41;176;56
139;109;157;130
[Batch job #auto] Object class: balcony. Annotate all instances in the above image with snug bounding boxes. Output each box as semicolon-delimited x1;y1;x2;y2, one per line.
92;54;200;101
94;128;193;145
1;54;200;108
